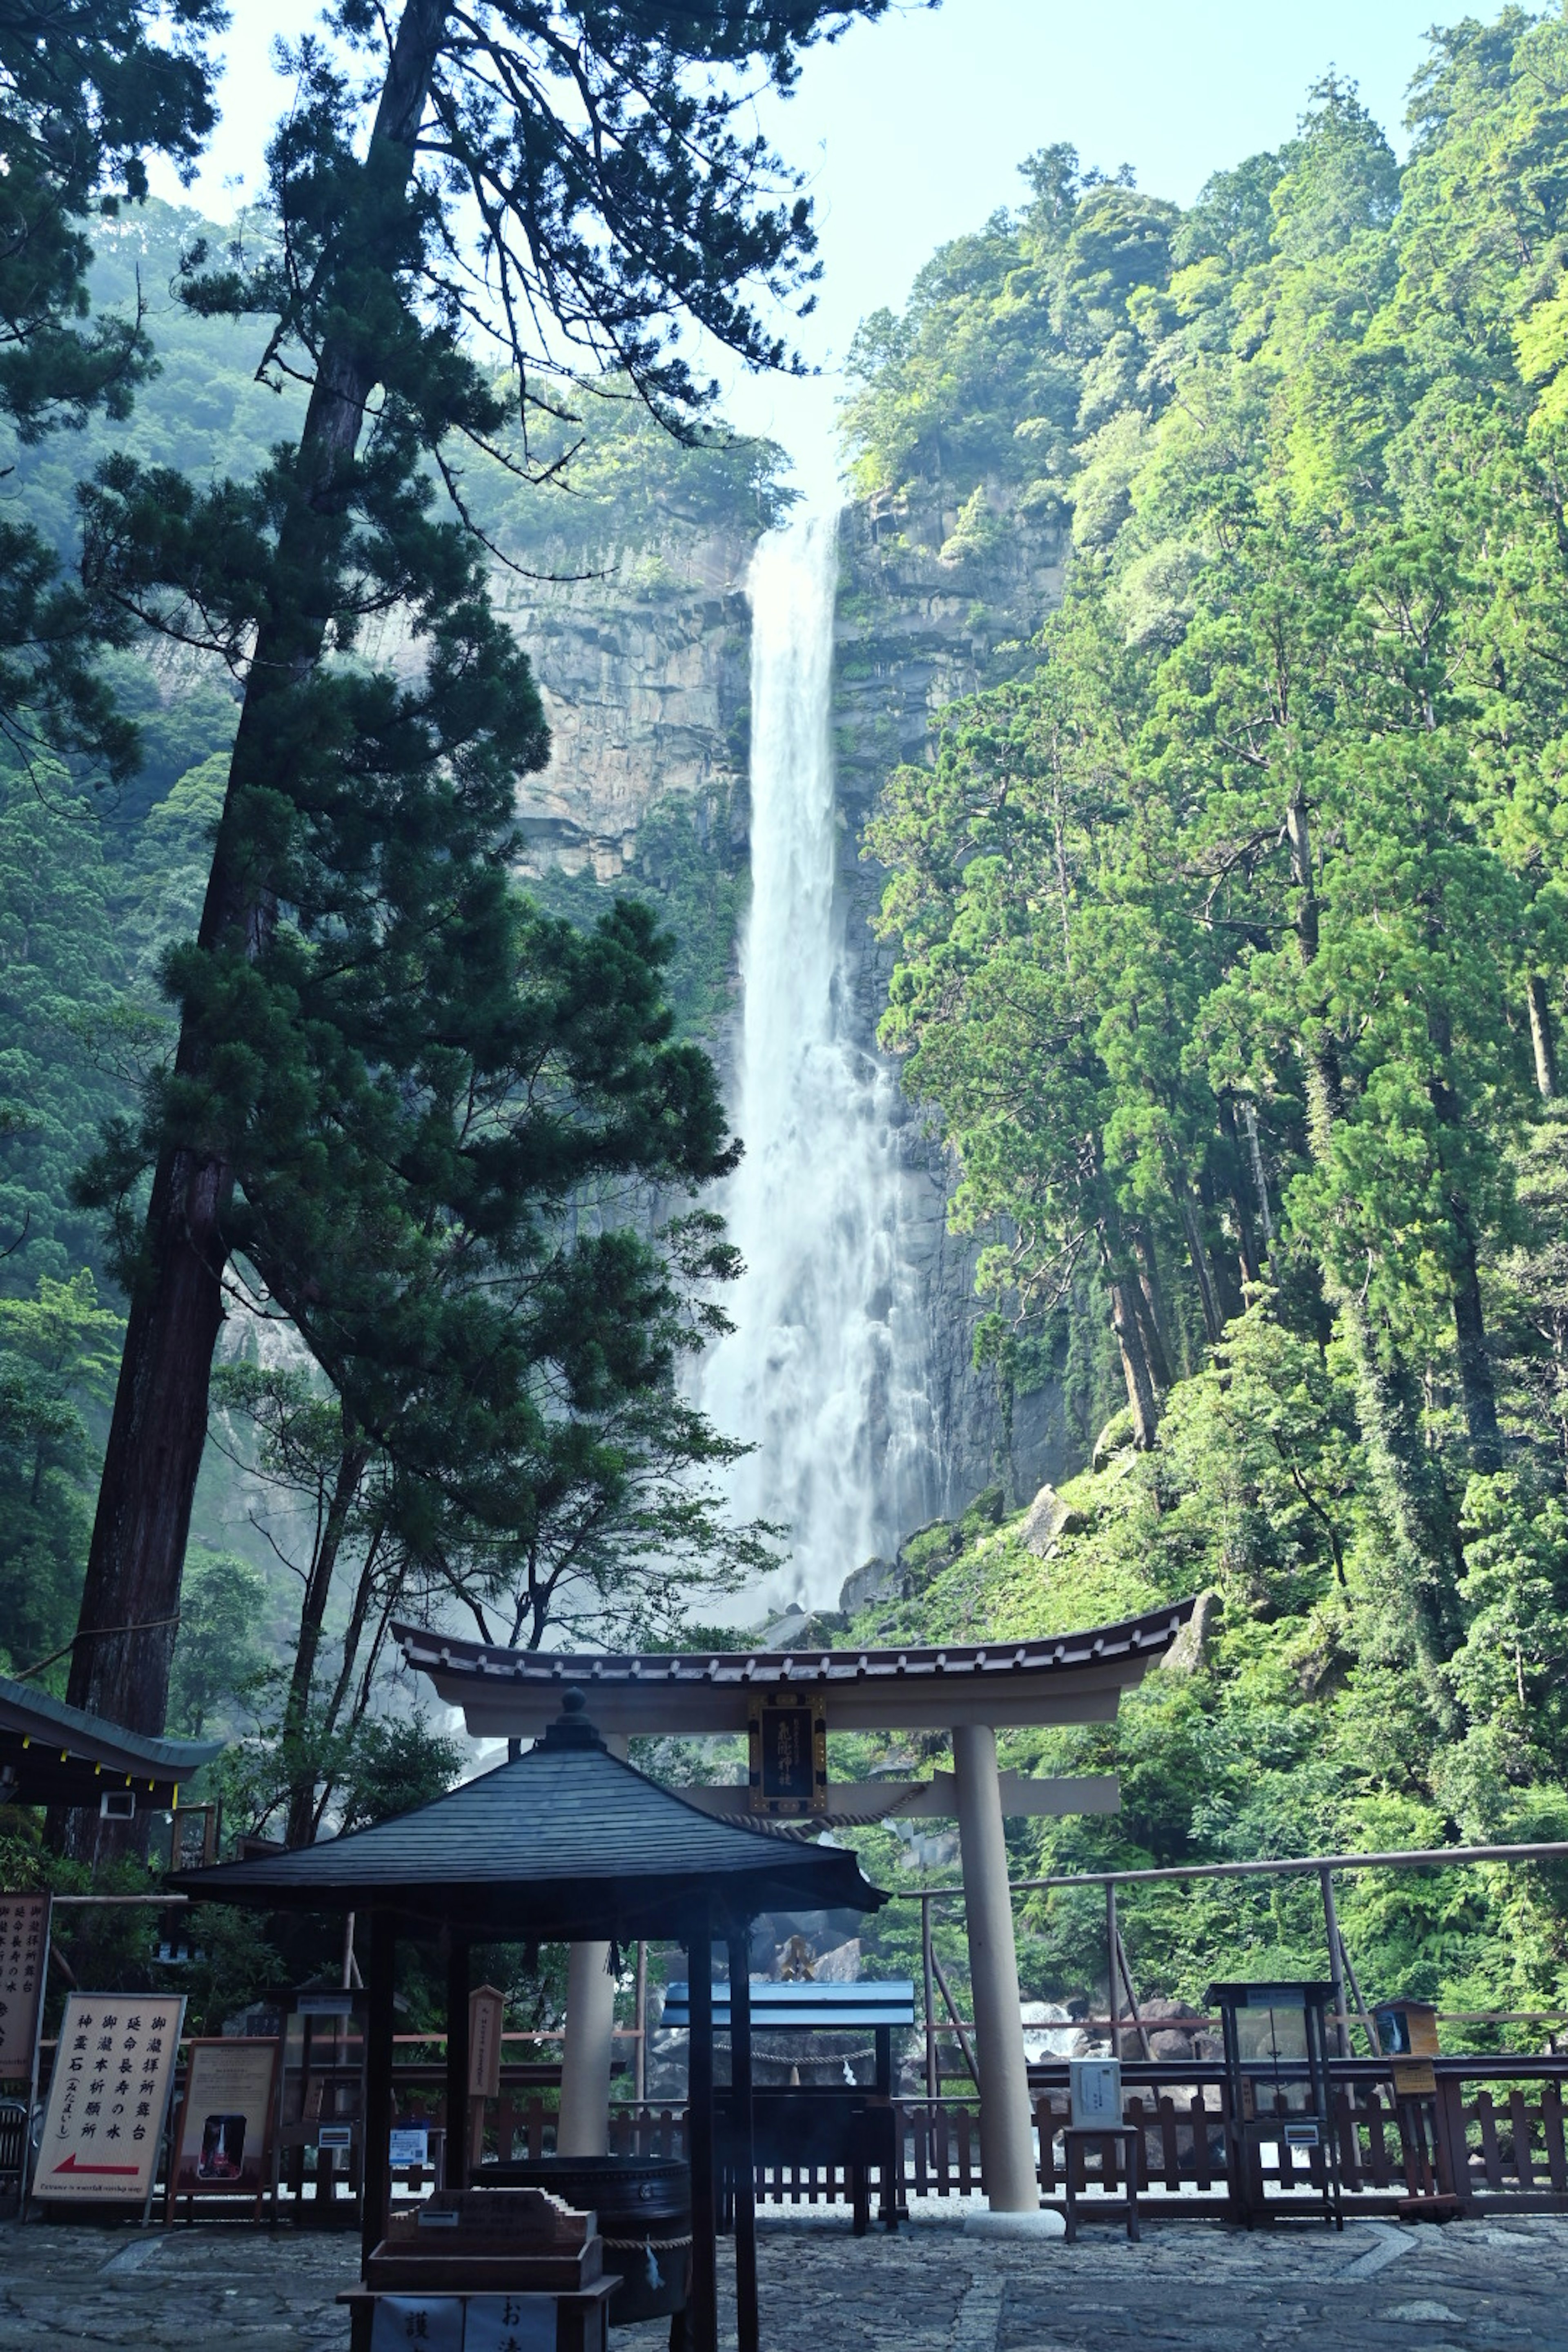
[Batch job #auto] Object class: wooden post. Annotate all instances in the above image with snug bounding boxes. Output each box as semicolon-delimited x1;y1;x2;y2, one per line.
445;1937;470;2194
634;1940;648;2107
688;1909;717;2352
362;1911;396;2278
728;1928;758;2352
1106;1881;1119;2060
1319;1866;1350;2060
922;1894;938;2102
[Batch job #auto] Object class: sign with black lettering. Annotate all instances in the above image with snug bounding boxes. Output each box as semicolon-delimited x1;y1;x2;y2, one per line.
36;1992;186;2203
469;1982;505;2099
748;1693;826;1817
0;1893;48;2079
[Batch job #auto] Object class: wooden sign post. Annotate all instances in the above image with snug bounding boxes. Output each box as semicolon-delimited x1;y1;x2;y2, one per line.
468;1984;505;2168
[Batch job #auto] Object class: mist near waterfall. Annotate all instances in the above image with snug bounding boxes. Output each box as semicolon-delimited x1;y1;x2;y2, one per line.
700;511;935;1612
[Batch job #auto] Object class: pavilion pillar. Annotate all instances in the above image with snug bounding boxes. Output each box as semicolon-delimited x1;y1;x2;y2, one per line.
687;1907;718;2352
727;1926;759;2352
557;1733;626;2158
951;1721;1038;2212
444;1936;470;2192
362;1911;397;2275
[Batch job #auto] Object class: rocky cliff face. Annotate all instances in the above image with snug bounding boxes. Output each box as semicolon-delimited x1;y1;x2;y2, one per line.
494;483;1075;1519
494;528;755;881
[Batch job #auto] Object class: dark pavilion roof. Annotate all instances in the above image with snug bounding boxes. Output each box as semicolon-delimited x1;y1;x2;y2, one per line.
0;1673;221;1810
395;1598;1197;1740
172;1691;886;1942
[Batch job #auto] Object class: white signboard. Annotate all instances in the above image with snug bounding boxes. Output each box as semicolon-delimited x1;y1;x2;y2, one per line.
465;2295;556;2352
0;1893;49;2078
369;2297;464;2352
1069;2057;1123;2131
35;1991;186;2202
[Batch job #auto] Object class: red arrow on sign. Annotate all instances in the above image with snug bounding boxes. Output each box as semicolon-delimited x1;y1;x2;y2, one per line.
50;2151;141;2177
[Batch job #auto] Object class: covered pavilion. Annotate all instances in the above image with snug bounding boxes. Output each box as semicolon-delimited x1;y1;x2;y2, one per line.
175;1686;886;2352
397;1599;1195;2216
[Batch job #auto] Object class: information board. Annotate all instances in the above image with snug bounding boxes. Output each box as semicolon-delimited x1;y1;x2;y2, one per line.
170;2037;279;2200
35;1991;186;2204
0;1893;49;2079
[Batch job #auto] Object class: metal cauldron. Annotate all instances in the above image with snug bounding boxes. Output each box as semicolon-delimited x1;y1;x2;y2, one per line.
482;2154;690;2325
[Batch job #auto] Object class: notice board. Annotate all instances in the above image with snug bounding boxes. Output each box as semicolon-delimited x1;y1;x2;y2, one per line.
35;1991;186;2205
170;2037;279;2201
0;1892;49;2080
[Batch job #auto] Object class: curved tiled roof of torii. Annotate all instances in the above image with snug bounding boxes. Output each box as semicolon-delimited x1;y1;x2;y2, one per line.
394;1596;1197;1740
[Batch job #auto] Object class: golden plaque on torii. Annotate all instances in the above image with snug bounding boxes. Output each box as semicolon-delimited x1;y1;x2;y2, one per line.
747;1690;827;1816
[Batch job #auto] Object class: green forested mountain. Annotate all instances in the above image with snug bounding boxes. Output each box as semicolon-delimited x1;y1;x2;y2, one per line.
835;20;1568;2027
11;0;1568;2047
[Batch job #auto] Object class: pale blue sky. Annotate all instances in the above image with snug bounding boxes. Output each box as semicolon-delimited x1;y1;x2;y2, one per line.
154;0;1466;503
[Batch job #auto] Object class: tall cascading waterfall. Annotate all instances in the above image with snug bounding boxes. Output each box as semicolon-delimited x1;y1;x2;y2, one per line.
700;510;936;1609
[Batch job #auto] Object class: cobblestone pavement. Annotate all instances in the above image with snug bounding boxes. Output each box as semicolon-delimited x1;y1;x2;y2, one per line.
3;2208;1568;2350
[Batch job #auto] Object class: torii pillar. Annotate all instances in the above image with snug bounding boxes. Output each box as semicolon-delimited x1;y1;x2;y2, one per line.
557;1733;628;2155
951;1722;1038;2210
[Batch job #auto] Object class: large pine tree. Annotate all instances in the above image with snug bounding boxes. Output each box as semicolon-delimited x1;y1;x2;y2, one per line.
68;0;891;1748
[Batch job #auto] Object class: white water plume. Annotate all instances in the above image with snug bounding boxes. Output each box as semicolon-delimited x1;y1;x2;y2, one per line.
700;510;934;1610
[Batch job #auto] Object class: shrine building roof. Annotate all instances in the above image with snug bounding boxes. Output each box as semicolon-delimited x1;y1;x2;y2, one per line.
173;1690;885;1943
0;1673;222;1810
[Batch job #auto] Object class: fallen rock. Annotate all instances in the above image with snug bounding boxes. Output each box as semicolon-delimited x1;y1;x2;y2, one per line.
1017;1482;1087;1555
1092;1407;1137;1470
1162;1589;1220;1674
838;1557;904;1614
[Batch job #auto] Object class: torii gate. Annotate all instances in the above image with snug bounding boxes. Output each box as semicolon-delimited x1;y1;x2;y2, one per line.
396;1598;1193;2213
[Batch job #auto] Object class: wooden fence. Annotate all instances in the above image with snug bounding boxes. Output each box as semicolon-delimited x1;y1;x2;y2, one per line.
585;2058;1568;2218
279;2052;1568;2217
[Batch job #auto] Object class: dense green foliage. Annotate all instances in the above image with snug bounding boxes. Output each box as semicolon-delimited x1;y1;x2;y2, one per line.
0;0;223;773
840;20;1568;2028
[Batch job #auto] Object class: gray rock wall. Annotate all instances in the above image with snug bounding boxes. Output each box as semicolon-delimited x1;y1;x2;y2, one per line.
484;485;1077;1526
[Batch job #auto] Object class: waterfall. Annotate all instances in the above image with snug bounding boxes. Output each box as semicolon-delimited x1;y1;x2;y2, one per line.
701;510;933;1609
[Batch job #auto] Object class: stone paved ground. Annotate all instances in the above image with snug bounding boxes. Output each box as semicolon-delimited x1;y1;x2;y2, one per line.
4;2207;1568;2350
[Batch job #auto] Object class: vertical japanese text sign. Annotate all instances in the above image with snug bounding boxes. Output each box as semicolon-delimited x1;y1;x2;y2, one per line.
35;1991;187;2203
0;1893;49;2079
469;1984;505;2100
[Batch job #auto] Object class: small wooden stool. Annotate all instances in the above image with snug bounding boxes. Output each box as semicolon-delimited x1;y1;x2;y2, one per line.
1061;2124;1141;2243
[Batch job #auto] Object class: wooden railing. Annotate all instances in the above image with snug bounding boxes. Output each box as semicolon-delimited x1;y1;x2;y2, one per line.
261;2053;1568;2217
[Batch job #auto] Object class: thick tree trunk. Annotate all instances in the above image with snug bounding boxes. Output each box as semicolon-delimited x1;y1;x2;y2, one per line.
1100;1221;1160;1448
1287;784;1461;1729
1218;1095;1265;1290
1177;1180;1226;1344
283;1437;370;1849
1449;1222;1502;1474
1131;1225;1173;1392
1427;1008;1501;1473
63;1149;227;1733
1529;974;1559;1102
66;0;450;1761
